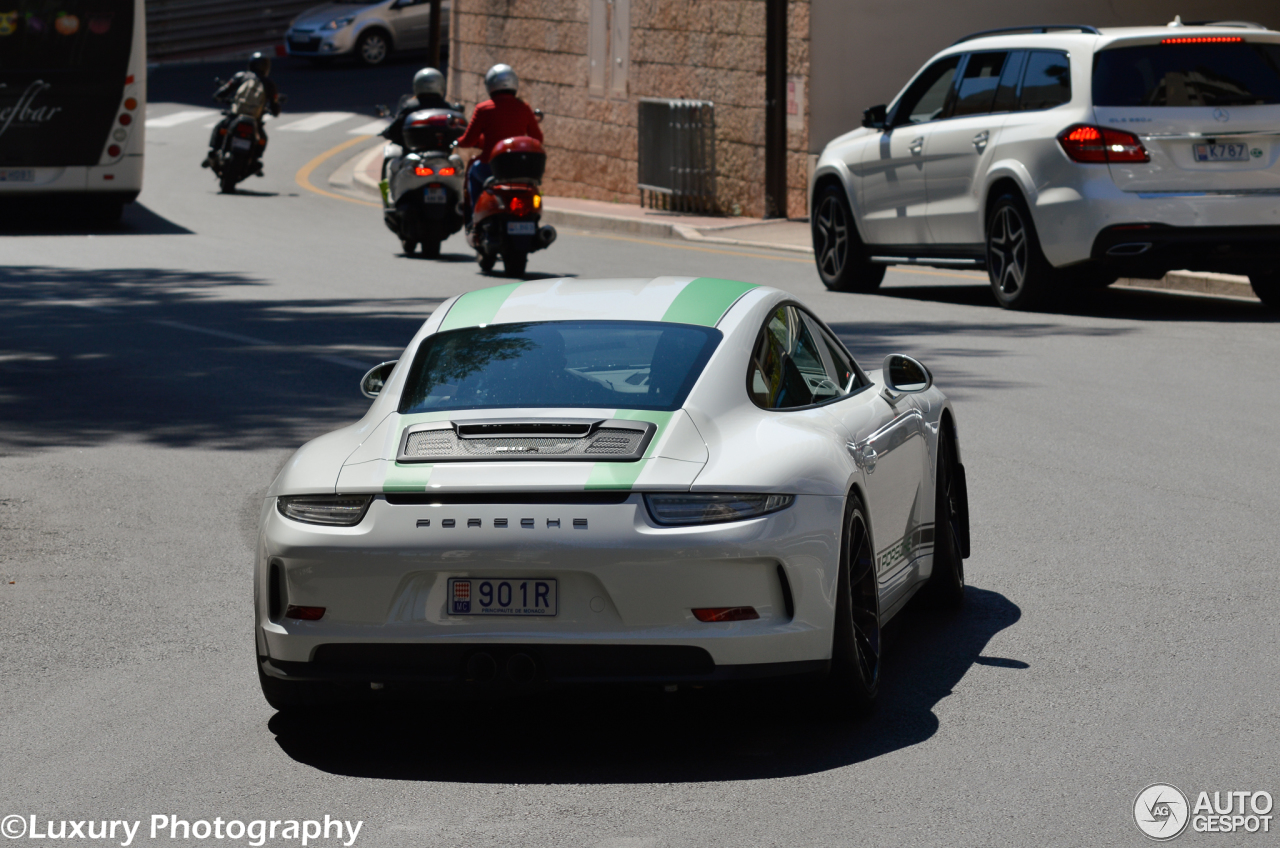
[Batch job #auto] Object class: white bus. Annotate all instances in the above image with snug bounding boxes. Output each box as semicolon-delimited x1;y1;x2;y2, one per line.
0;0;145;221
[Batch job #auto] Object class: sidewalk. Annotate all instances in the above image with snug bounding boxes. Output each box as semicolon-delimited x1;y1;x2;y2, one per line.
341;142;1258;300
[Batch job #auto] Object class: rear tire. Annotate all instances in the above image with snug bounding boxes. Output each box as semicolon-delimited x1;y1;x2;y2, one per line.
503;250;528;276
420;237;442;259
986;191;1056;310
1248;272;1280;308
923;423;967;610
401;239;417;256
219;171;237;194
825;491;880;717
811;184;885;293
478;251;497;272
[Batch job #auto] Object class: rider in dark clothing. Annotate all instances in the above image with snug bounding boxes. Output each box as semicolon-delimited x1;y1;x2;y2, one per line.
204;53;281;173
380;67;462;148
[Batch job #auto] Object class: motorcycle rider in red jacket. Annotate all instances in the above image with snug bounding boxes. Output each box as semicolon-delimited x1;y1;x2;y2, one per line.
455;63;542;228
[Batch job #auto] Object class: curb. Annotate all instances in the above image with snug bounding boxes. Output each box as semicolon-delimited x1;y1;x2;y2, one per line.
334;144;1258;299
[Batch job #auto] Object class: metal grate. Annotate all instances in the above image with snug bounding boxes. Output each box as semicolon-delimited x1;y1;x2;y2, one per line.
402;427;645;460
146;0;320;61
637;98;716;214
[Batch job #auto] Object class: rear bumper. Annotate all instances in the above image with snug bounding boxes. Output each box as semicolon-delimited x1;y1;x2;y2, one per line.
260;645;828;686
1090;224;1280;278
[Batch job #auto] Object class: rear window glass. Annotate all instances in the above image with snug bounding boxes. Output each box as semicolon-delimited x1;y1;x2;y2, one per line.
1093;43;1280;106
1020;50;1071;109
399;321;721;413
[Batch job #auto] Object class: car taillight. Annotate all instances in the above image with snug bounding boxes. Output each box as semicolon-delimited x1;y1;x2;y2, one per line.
118;113;131;126
107;144;121;157
415;166;434;176
285;605;326;620
1058;124;1149;164
123;97;137;110
693;607;760;623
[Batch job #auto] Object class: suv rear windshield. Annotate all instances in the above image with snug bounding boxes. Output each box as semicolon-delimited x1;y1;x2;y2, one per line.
1093;42;1280;106
399;321;722;413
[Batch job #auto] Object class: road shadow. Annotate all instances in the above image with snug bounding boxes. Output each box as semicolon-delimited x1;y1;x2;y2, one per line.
148;56;447;117
0;265;439;450
876;280;1277;323
0;202;193;236
267;586;1021;783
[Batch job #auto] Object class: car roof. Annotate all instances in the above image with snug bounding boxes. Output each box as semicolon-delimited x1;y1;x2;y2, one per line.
944;22;1280;54
434;277;764;332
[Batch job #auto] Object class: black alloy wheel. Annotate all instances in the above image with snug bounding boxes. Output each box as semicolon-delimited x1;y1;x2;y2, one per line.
1248;272;1280;308
356;30;390;66
812;185;885;293
924;426;967;609
827;492;880;715
986;191;1055;310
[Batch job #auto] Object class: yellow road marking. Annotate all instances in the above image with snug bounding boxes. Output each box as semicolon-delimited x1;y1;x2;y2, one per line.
294;135;382;208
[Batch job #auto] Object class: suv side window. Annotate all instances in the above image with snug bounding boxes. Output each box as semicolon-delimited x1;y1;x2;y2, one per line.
748;306;863;409
992;50;1027;112
1020;50;1071;110
952;52;1010;116
890;55;962;126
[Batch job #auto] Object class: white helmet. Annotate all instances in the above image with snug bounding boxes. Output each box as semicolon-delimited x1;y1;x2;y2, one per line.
413;67;445;98
484;63;519;95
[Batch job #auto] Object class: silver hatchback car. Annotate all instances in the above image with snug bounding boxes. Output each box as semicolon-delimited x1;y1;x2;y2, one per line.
285;0;449;66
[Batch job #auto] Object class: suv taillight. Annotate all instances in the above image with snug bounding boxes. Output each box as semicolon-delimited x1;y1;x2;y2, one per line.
1058;124;1149;164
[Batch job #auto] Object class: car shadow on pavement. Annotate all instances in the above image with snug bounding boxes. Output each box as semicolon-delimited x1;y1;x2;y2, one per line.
876;281;1279;323
267;586;1022;783
0;202;193;236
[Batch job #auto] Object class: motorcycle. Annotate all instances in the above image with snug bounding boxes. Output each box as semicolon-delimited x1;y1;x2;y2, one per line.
205;77;283;194
465;136;556;276
380;108;466;258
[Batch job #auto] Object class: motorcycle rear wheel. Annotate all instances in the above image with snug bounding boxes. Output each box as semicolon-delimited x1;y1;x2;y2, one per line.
401;239;417;256
478;252;497;272
420;238;441;259
219;172;237;194
502;250;527;277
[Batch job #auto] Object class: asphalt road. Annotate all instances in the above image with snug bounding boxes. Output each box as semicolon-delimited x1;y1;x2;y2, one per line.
2;58;1278;848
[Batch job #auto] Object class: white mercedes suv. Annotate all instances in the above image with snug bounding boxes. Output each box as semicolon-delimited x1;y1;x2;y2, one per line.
809;20;1280;309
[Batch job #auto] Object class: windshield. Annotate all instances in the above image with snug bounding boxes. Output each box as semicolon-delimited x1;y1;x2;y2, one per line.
399;321;722;414
0;0;134;166
1093;42;1280;106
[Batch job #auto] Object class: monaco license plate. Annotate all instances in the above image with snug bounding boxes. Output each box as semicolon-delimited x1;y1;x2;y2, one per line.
231;137;252;150
1193;142;1250;162
424;186;447;203
507;221;536;235
0;169;34;182
448;578;557;616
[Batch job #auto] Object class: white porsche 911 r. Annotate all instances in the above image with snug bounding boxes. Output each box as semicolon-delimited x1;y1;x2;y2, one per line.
255;277;970;713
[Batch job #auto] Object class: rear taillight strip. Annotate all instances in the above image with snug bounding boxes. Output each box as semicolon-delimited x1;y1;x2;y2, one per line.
1058;124;1149;164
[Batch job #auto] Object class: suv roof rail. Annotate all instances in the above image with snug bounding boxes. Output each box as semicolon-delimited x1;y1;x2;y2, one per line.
952;24;1101;45
1181;20;1268;29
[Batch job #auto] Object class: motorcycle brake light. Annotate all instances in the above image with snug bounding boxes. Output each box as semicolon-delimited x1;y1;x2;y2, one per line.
415;166;434;176
235;123;254;138
508;195;529;215
437;166;455;176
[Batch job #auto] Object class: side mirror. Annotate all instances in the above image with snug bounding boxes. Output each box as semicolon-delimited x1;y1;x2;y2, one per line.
360;360;398;398
374;103;390;118
882;354;931;397
862;104;887;129
534;108;544;123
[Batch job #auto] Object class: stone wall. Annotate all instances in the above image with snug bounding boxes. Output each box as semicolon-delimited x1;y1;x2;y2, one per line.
449;0;811;218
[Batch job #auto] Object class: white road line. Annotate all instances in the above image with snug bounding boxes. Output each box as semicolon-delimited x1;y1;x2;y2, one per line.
277;112;357;132
348;119;389;135
144;109;217;128
151;319;370;370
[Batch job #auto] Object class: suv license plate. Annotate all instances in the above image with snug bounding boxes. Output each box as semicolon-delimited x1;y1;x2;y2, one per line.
1193;143;1249;162
448;578;557;616
507;221;536;235
0;169;34;182
424;186;447;203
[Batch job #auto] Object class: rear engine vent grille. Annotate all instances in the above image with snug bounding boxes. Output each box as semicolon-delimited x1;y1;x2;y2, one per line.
398;420;654;463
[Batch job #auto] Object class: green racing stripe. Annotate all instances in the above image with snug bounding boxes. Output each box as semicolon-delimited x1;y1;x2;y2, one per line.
438;282;525;332
660;277;758;327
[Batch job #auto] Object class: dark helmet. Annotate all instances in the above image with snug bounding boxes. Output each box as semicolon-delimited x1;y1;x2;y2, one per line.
248;52;271;77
